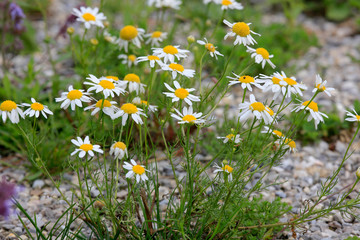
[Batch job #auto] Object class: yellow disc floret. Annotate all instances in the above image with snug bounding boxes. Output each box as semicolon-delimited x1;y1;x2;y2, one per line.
121;103;138;114
148;55;160;61
0;100;17;112
226;134;234;140
82;13;96;21
80;144;93;151
174;88;189;99
222;0;232;5
95;99;112;108
316;84;326;91
182;115;196;122
99;80;115;89
239;75;254;83
163;45;178;55
256;48;270;59
133;164;145;175
232;22;250;37
67;90;83;100
124;73;140;83
205;43;215;52
283;78;297;86
265;107;274;116
285;138;296;149
272;77;281;85
273;130;283;137
120;25;138;40
106;76;119;81
151;31;162;38
31;102;44;111
249;102;265;112
169;63;184;72
302;101;318;112
222;165;233;173
128;55;136;62
113;141;126;150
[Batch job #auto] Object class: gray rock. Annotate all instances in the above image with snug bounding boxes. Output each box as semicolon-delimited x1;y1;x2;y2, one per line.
32;179;45;189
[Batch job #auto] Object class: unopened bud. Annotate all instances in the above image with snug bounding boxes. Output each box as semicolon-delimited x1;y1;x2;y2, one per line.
90;38;99;45
222;159;228;165
206;19;212;27
103;21;110;28
356;167;360;178
67;27;74;35
187;35;195;44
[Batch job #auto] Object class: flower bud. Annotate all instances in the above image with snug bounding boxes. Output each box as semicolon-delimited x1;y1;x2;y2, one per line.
67;27;74;35
103;21;110;28
187;35;195;44
206;19;212;27
222;159;228;165
90;38;99;45
356;167;360;179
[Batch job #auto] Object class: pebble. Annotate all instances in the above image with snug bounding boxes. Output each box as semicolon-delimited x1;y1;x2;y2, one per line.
32;179;45;189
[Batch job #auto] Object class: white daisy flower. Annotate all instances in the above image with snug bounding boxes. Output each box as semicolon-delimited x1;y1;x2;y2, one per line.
55;85;91;111
72;6;106;29
23;98;53;119
152;45;189;63
0;100;24;124
103;31;117;43
160;63;195;79
110;141;128;159
71;136;103;158
171;106;205;125
85;74;126;98
292;100;328;129
214;162;234;181
114;103;147;126
197;38;224;60
261;126;283;138
117;25;145;52
123;159;149;183
257;73;284;100
145;31;167;47
132;97;158;113
246;46;275;69
223;20;260;46
118;54;138;68
277;137;296;153
219;0;243;11
84;99;118;119
117;73;146;94
238;94;273;125
137;55;162;68
155;0;182;9
217;133;241;144
203;0;215;4
227;73;261;91
345;109;360;122
312;74;335;97
276;71;307;98
163;81;200;105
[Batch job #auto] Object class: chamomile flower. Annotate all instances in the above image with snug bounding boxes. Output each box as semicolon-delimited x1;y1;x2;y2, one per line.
152;45;189;63
72;6;106;29
277;137;296;153
55;85;91;111
110;141;128;159
117;73;146;94
276;71;307;98
197;38;223;59
132;97;158;113
85;74;126;98
261;126;283;138
71;136;103;158
292;100;328;129
217;133;241;144
114;103;147;126
223;20;260;46
117;25;145;52
219;0;243;11
123;159;149;183
171;106;206;125
238;94;273;124
23;98;53;119
227;73;261;91
163;81;200;105
214;162;234;181
0;100;24;124
345;109;360;122
160;63;195;79
118;54;138;68
137;55;162;68
312;74;335;97
246;46;275;69
145;31;167;47
257;73;284;100
103;30;116;43
84;99;118;119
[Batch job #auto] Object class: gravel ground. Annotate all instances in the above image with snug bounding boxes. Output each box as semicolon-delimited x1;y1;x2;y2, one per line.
1;1;360;239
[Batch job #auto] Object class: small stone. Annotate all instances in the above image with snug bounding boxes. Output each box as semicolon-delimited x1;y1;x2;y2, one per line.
32;179;45;189
275;191;286;198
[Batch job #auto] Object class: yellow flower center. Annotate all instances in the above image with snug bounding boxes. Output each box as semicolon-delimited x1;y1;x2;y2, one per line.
285;138;296;149
256;48;270;59
120;25;138;40
82;13;96;21
174;88;189;99
226;134;234;140
132;164;145;175
265;107;274;116
169;63;184;72
302;101;318;112
151;31;162;38
356;115;360;121
272;77;281;85
316;84;326;91
205;43;215;52
121;103;138;114
31;102;44;111
182;115;196;122
273;130;283;137
239;75;254;83
163;45;178;55
148;55;160;61
80;144;93;152
0;100;17;112
141;100;148;105
106;76;119;81
249;102;265;112
124;73;140;83
128;55;136;62
67;90;83;100
222;165;233;173
232;22;250;37
113;141;126;150
222;0;232;5
95;99;112;108
283;77;297;86
99;80;115;89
